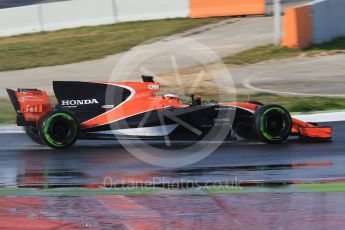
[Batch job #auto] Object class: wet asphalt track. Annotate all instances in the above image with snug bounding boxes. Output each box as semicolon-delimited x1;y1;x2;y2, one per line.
0;121;344;188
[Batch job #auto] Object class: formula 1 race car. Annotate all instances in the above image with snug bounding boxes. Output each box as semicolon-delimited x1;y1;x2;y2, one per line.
6;76;332;149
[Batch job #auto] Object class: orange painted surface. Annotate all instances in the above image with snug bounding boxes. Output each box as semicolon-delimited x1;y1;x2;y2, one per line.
81;81;187;129
291;118;332;139
299;126;332;139
281;5;312;49
190;0;265;18
15;89;52;123
0;197;80;229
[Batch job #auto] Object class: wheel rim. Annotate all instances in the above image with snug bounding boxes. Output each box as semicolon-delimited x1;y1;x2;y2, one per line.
43;113;78;147
260;108;290;141
50;119;70;141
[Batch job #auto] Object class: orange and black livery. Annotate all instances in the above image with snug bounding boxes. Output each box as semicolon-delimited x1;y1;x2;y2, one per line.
6;76;332;149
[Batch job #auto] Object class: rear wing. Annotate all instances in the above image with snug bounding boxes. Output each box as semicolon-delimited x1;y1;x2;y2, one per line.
6;88;52;126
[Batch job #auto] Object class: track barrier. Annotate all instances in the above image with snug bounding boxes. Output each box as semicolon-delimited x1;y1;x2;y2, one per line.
281;5;311;49
190;0;265;18
281;0;345;48
0;0;266;37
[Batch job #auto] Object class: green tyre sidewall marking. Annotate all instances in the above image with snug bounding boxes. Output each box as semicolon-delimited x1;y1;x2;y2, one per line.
259;107;290;141
43;113;78;148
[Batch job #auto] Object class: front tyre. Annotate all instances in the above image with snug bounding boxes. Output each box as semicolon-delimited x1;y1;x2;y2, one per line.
39;110;79;149
254;105;292;144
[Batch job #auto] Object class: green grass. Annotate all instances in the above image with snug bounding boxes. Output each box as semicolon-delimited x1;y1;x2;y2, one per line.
224;36;345;65
0;99;15;124
312;36;345;50
0;18;221;71
224;45;301;65
2;93;345;124
0;182;345;196
237;93;345;112
294;182;345;193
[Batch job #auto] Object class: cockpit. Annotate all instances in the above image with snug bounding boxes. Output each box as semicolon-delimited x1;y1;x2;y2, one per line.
162;93;182;107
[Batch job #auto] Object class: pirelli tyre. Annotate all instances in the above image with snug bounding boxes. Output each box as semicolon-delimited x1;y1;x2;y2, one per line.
39;110;79;149
254;104;292;144
24;125;44;145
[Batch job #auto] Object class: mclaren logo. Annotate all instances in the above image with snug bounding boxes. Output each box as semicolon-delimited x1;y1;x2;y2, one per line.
18;96;43;102
61;99;99;106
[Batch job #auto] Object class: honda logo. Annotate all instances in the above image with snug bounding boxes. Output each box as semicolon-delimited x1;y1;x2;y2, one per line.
61;99;99;106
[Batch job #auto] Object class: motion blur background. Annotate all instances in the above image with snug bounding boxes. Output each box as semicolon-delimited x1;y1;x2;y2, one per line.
1;1;345;229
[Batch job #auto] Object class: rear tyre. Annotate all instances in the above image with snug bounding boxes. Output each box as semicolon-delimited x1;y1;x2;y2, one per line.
253;104;292;144
39;110;79;149
24;126;44;145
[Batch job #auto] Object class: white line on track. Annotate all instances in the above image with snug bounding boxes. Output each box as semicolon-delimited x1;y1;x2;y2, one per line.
292;112;345;123
242;57;345;98
244;75;345;98
0;126;24;134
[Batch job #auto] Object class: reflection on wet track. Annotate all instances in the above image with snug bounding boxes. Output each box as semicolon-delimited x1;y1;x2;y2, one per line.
0;122;344;188
1;122;345;229
1;193;345;229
